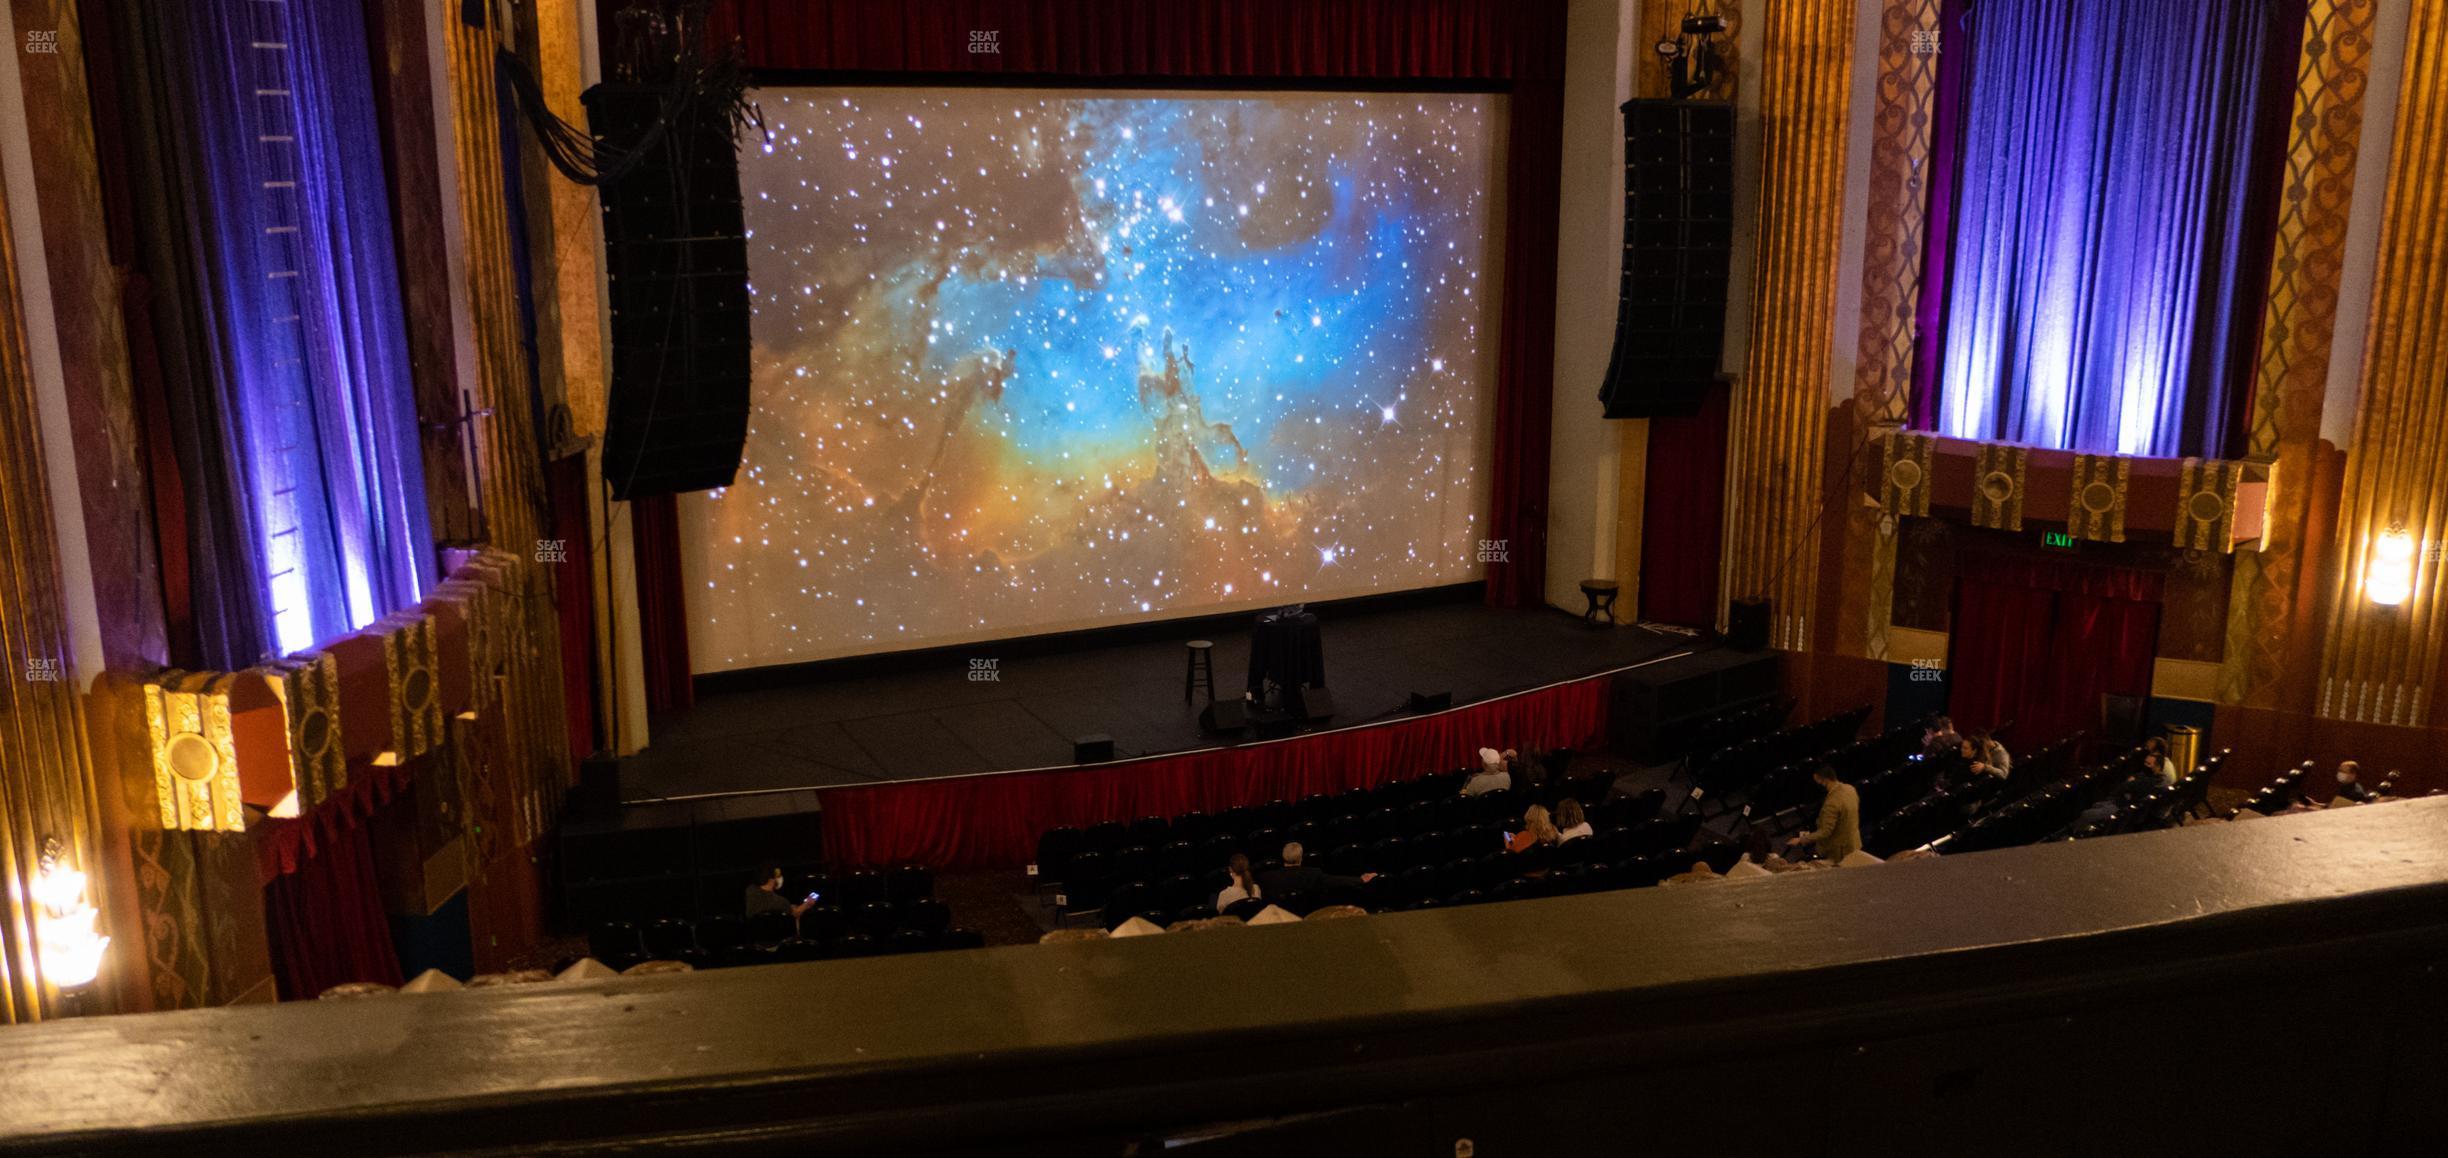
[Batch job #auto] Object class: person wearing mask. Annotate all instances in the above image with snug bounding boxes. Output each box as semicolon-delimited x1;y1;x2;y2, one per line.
1506;804;1561;853
1215;853;1262;910
2333;761;2376;804
744;863;814;920
1553;798;1594;843
1786;765;1861;863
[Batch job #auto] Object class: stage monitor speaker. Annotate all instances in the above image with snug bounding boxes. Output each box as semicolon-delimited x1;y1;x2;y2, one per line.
1292;685;1336;721
571;754;622;819
1597;100;1736;419
1200;699;1249;735
1073;734;1115;764
587;84;753;501
1726;597;1771;651
1407;690;1453;714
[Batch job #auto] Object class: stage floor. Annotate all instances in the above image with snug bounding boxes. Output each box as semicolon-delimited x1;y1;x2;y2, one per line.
617;601;1692;803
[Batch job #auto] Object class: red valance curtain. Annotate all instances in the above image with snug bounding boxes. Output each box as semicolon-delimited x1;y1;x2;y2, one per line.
691;0;1566;610
821;669;1611;869
262;808;403;1000
1946;556;2161;745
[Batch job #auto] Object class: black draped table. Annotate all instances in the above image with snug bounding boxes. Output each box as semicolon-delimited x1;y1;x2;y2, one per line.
1246;609;1324;700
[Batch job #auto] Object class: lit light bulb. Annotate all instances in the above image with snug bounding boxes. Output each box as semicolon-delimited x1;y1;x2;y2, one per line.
33;849;108;990
2367;529;2417;606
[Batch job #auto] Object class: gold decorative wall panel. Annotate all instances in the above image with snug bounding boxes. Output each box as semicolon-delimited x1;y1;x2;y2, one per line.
1879;430;1936;517
264;652;346;810
2066;453;2130;543
440;9;574;837
2220;0;2379;707
1722;0;1856;649
1969;442;2026;531
0;150;108;1023
140;674;243;833
379;613;445;760
2174;458;2249;551
2318;0;2448;727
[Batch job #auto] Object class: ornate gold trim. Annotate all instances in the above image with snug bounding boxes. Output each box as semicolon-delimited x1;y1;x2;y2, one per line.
142;673;245;833
1879;430;1936;516
2067;453;2129;542
1970;443;2026;530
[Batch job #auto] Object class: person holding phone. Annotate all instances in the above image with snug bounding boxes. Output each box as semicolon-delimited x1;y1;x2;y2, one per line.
745;862;815;920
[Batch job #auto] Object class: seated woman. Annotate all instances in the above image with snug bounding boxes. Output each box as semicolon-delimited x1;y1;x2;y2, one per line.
1506;804;1561;853
1971;731;2011;778
1553;798;1593;843
1215;853;1262;912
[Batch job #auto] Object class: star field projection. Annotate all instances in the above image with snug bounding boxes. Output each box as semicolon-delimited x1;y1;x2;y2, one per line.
685;88;1502;670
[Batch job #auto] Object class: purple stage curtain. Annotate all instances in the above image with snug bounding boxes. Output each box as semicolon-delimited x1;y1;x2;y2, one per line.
1946;556;2161;745
820;671;1613;870
691;0;1565;609
149;0;435;659
1914;0;2294;457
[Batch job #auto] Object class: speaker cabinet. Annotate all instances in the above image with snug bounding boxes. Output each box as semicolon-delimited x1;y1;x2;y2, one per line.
1200;699;1250;735
1073;734;1115;763
587;84;753;500
1407;690;1453;714
1292;685;1336;721
1598;100;1735;419
1726;597;1771;651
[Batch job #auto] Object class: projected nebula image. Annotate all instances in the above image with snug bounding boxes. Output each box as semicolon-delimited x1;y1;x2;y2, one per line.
684;88;1503;671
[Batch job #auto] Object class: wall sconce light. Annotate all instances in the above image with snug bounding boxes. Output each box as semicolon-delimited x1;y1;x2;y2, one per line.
2367;528;2416;606
34;838;108;992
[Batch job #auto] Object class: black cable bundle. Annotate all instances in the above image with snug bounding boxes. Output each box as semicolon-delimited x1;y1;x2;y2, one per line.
492;0;763;188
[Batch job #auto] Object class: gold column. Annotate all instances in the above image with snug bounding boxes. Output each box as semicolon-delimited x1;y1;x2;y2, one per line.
439;10;573;837
2319;0;2448;726
1838;0;1943;661
1722;0;1855;646
0;153;106;1023
2221;0;2382;708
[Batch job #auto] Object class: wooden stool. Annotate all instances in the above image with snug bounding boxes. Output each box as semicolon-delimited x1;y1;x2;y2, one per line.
1183;640;1216;703
1578;579;1620;625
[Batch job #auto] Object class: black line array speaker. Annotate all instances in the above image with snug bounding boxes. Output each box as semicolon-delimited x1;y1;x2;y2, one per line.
1598;99;1735;419
587;84;752;500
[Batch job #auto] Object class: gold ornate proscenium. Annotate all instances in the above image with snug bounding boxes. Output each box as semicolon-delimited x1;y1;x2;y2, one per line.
2067;453;2130;542
1970;442;2027;530
2175;457;2248;551
381;612;445;760
142;672;245;833
1880;430;1936;517
262;651;347;811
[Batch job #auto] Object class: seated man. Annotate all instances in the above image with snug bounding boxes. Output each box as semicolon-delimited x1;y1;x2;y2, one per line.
1784;765;1860;863
1255;842;1375;915
744;862;815;921
1460;748;1512;796
2333;760;2376;804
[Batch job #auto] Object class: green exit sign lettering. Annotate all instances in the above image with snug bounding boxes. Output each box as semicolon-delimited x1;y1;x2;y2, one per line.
2041;530;2077;550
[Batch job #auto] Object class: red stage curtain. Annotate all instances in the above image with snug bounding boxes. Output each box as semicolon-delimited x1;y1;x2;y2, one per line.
694;0;1566;609
820;671;1612;870
1946;556;2161;744
1638;382;1731;628
548;453;599;757
263;810;403;999
630;493;695;714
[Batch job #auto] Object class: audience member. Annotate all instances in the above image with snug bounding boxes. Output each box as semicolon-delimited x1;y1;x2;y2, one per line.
2134;736;2178;786
1922;714;1962;758
1256;842;1374;914
1970;731;2011;778
1554;798;1593;843
2333;761;2375;804
1785;765;1861;863
1462;748;1512;796
1216;853;1262;911
1506;804;1561;853
744;863;814;921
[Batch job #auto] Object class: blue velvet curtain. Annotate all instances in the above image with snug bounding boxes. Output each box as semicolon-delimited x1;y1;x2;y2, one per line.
176;0;433;658
1926;0;2285;457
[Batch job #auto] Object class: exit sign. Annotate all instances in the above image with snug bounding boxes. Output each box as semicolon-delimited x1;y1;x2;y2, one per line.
2041;530;2077;550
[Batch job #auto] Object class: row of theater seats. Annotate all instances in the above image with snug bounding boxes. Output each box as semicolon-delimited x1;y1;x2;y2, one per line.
1687;704;1875;796
2059;752;2228;840
1855;734;2087;856
1936;744;2152;854
588;864;980;970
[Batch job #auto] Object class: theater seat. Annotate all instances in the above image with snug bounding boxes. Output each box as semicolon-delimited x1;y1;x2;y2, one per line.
743;910;795;946
886;928;936;955
887;865;935;904
588;920;643;963
899;898;952;936
936;928;985;951
643;918;695;960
